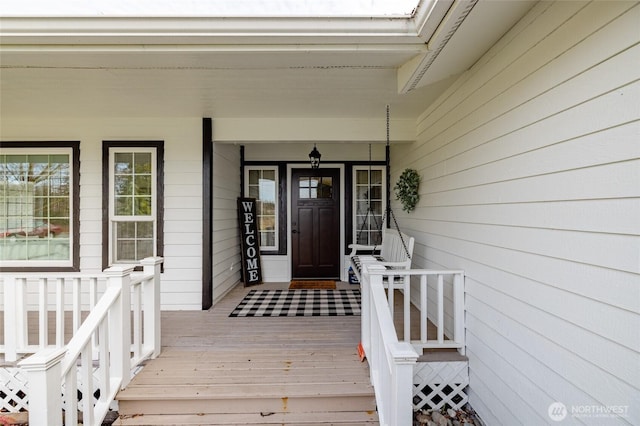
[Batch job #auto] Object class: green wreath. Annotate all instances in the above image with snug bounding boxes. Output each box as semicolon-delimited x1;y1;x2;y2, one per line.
394;168;420;213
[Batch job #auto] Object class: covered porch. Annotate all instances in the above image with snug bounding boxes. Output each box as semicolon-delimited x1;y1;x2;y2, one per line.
1;267;467;425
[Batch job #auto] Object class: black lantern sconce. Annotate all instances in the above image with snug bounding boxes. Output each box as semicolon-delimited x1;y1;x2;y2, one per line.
309;144;321;169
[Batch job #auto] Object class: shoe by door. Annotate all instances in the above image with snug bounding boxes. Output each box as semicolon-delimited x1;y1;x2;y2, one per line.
291;168;341;279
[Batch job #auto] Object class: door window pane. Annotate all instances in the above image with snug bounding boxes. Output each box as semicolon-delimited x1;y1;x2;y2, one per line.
298;176;333;199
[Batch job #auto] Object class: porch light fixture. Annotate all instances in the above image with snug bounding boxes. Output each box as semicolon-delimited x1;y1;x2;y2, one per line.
309;144;321;168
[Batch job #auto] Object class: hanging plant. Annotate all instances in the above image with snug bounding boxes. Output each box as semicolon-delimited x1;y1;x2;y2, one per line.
394;168;420;213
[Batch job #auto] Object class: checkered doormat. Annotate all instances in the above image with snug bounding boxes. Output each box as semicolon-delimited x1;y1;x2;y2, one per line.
229;289;361;317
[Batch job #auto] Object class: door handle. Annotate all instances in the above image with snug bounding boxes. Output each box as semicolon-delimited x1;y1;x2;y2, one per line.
292;230;298;234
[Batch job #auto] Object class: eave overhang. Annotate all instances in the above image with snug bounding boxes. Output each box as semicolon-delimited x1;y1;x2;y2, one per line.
0;0;477;94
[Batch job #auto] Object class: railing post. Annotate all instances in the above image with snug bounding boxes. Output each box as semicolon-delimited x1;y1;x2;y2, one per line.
104;265;134;389
141;256;163;358
18;347;66;426
453;272;465;355
390;342;418;426
361;264;386;360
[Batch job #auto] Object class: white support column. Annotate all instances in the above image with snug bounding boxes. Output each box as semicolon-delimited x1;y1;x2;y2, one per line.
141;257;163;358
104;265;134;389
390;342;419;426
18;347;66;426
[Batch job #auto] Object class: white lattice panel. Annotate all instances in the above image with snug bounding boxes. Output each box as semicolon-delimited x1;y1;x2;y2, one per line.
413;360;469;411
0;368;28;412
1;365;106;414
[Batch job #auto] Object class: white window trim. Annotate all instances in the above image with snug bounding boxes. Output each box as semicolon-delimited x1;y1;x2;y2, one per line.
108;147;158;265
352;165;386;246
0;146;75;269
244;165;279;252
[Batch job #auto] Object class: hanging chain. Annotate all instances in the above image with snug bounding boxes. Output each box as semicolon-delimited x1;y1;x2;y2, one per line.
386;104;390;146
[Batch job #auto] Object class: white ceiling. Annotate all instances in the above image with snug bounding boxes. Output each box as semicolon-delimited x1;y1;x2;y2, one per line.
0;0;535;121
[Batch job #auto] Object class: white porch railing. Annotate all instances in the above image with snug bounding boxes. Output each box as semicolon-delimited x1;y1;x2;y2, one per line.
1;257;163;426
360;264;465;426
383;268;465;355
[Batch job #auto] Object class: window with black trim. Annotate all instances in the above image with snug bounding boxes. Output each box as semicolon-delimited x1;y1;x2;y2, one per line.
353;166;385;245
244;166;278;251
0;141;79;270
103;141;163;268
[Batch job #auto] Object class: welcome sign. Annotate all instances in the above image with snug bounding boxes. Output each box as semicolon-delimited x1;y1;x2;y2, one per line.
237;197;262;287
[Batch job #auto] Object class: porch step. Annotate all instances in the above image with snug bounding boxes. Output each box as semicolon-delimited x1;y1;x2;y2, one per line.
114;411;378;425
115;348;378;425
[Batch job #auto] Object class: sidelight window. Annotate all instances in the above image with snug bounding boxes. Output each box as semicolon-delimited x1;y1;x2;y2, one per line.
245;166;278;251
353;166;385;245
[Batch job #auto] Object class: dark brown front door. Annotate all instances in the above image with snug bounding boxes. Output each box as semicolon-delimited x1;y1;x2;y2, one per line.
291;168;341;279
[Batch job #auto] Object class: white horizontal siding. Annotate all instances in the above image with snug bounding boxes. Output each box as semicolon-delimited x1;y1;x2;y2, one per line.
211;142;242;307
398;1;640;425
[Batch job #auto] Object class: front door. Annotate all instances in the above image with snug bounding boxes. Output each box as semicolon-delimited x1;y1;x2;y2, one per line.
291;168;341;279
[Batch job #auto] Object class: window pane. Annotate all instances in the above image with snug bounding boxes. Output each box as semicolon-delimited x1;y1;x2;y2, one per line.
249;170;259;185
117;221;135;238
115;175;133;196
135;197;152;215
371;170;382;185
370;186;382;199
135;175;151;195
114;153;133;173
136;240;153;259
356;186;369;199
356;170;368;184
115;196;132;215
263;201;275;215
261;231;275;247
134;153;152;173
137;221;153;238
317;177;332;198
263;169;275;181
117;240;136;261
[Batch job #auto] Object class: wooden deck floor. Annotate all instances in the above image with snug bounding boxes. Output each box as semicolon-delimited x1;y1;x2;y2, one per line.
160;282;363;351
114;281;379;424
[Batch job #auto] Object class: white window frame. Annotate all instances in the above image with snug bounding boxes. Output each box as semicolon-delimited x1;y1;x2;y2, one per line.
108;147;158;265
0;146;76;269
244;165;279;252
352;165;386;246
